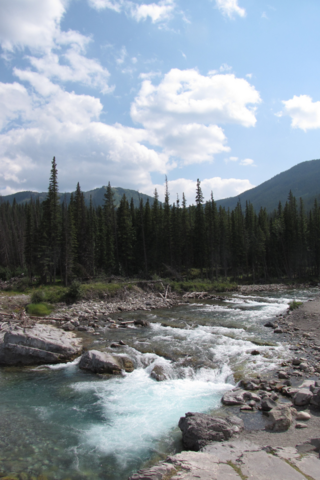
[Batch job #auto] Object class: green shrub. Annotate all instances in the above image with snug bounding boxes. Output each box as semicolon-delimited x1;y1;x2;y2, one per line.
66;280;83;302
26;303;53;316
31;290;46;304
289;300;303;310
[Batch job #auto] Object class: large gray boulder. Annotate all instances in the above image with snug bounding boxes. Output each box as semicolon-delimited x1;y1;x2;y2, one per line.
178;412;244;451
0;324;82;366
79;349;134;374
266;405;293;432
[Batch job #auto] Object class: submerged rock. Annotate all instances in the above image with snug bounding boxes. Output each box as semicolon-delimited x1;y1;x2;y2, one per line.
0;324;82;366
151;365;168;381
178;412;244;451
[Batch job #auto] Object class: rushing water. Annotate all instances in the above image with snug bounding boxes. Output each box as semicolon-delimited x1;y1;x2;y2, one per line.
0;288;318;480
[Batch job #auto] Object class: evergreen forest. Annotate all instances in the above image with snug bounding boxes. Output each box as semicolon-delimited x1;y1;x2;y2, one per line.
1;158;320;285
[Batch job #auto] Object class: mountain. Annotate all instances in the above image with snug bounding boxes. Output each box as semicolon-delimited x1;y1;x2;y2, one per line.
216;159;320;212
0;186;156;208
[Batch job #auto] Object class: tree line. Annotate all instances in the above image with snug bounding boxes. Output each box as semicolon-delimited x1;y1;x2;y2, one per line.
1;157;320;284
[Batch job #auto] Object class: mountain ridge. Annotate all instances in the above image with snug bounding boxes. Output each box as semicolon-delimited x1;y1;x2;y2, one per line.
0;186;157;208
216;158;320;212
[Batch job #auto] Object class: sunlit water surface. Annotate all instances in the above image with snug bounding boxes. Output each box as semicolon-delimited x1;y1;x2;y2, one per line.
0;288;317;479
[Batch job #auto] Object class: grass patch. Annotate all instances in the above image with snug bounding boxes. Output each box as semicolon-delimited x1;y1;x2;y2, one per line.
283;459;314;480
81;282;122;300
227;461;248;479
168;279;237;294
289;300;303;310
26;303;53;316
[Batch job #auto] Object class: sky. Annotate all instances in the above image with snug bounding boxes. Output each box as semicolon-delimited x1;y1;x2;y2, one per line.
1;0;320;204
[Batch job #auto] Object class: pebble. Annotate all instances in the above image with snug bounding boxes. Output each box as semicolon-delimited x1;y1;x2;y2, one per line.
295;422;308;429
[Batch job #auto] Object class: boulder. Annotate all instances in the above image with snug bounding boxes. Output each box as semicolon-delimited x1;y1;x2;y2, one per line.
221;388;246;405
62;321;75;331
0;324;82;366
134;319;150;327
266;405;293;432
261;398;277;411
120;356;134;373
178;412;244;451
293;388;313;406
151;365;168;381
264;321;278;328
79;350;122;374
311;388;320;407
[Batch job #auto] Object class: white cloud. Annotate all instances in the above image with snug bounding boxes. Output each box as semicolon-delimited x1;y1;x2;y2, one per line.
219;63;232;72
0;1;112;94
130;0;175;23
23;48;112;94
144;177;254;204
88;0;122;12
131;68;260;164
215;0;246;19
240;158;255;166
0;0;66;51
281;95;320;131
88;0;175;23
116;46;127;65
0;74;172;194
0;82;31;130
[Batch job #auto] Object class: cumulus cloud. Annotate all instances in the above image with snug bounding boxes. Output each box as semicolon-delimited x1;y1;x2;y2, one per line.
143;177;254;204
0;1;112;94
0;82;31;130
281;95;320;131
0;74;171;193
0;0;66;51
88;0;175;23
131;68;260;164
240;158;255;166
215;0;246;19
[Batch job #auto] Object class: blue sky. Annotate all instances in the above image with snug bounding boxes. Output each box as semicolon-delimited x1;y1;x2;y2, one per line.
1;0;320;203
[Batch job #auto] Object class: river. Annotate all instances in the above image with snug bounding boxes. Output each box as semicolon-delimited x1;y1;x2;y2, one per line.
0;288;317;480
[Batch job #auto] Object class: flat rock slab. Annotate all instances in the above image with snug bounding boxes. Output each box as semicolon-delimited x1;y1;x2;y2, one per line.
240;450;306;480
0;323;82;366
129;441;320;480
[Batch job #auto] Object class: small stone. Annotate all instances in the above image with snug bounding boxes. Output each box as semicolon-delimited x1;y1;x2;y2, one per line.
299;362;309;371
251;350;260;356
274;328;283;334
295;411;311;421
240;405;253;411
295;422;308;429
278;371;290;379
292;358;301;365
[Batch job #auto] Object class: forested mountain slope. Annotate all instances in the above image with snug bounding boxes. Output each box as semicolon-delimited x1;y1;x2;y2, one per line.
1;186;156;208
216;159;320;212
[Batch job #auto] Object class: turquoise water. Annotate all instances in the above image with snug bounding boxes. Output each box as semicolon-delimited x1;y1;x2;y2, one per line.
0;288;317;480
